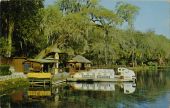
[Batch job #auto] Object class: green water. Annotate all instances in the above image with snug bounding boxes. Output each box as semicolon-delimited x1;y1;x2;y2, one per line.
0;68;170;108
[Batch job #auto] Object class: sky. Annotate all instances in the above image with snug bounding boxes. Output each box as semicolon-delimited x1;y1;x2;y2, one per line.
44;0;170;38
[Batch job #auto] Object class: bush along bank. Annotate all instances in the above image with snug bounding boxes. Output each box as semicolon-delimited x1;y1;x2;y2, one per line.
0;78;29;94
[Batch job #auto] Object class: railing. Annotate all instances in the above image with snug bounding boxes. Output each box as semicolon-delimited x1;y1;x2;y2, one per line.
92;65;127;69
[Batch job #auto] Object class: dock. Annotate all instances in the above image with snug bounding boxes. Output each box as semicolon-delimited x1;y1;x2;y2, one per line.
27;73;52;87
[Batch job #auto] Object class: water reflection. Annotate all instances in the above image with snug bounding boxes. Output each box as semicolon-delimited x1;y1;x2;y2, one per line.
0;68;170;108
0;82;135;107
26;86;60;107
28;87;52;101
68;82;136;94
26;82;136;104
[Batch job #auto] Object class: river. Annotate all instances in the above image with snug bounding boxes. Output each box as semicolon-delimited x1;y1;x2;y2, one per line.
0;68;170;108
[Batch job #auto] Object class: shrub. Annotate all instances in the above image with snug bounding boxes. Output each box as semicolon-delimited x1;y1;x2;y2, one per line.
147;62;157;66
0;65;11;76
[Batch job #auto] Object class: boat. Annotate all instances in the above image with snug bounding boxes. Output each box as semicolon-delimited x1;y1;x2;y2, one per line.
67;67;136;82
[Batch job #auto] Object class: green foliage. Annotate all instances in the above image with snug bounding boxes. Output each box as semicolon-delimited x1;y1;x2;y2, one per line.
0;37;8;56
147;62;157;66
0;0;44;57
0;0;170;66
0;65;11;76
115;2;139;28
0;78;29;93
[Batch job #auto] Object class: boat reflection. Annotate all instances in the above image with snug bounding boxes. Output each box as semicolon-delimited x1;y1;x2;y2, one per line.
68;82;136;94
122;82;136;94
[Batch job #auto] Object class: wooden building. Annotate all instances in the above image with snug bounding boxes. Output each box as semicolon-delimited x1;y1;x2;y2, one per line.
24;46;61;74
24;46;62;86
25;59;58;86
0;57;26;72
67;55;91;74
24;59;59;74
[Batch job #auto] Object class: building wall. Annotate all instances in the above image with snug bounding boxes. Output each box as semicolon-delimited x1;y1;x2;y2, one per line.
0;57;26;72
11;58;26;72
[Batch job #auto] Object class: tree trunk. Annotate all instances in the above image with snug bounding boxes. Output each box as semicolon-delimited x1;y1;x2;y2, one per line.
104;30;109;65
6;19;14;57
132;48;134;67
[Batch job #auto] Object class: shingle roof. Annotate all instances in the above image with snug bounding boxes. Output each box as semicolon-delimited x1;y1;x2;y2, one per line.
69;55;91;63
35;45;61;59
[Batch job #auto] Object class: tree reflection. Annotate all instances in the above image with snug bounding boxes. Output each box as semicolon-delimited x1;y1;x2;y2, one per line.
0;68;170;108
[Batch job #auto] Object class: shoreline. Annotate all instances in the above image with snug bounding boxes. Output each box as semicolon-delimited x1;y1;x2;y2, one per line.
93;65;170;71
0;78;29;94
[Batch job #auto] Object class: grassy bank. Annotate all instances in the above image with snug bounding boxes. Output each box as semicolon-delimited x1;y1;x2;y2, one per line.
129;66;170;72
128;66;157;72
0;78;29;94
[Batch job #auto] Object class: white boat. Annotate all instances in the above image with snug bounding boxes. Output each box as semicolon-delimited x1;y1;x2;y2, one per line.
67;67;136;82
116;67;136;81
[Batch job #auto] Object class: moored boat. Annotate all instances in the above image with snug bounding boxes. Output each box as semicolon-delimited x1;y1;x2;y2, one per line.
67;67;136;82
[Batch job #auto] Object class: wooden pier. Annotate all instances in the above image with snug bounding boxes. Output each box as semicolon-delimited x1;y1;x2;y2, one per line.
27;73;52;87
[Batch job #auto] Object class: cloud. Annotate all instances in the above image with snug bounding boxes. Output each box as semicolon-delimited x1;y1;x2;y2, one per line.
167;0;170;3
